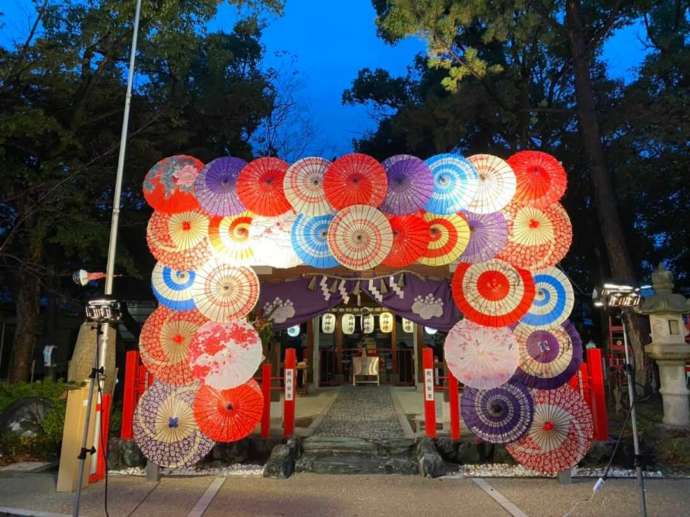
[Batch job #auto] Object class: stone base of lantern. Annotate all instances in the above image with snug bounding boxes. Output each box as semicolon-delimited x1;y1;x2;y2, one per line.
645;343;690;429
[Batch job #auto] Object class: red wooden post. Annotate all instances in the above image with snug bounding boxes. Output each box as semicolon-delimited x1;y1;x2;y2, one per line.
422;347;436;438
92;393;112;482
283;348;297;438
447;369;460;441
261;363;272;438
587;348;609;441
120;351;138;440
579;362;592;409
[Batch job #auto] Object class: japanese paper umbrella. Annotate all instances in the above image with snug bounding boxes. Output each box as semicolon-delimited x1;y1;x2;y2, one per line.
417;212;470;266
507;150;567;208
283;157;334;216
133;381;214;469
511;323;582;390
139;307;207;386
379;154;434;215
188;319;262;390
451;259;536;327
291;213;339;269
520;267;574;328
497;203;572;270
146;211;210;271
457;211;509;264
208;212;255;265
151;262;196;312
327;205;393;270
193;381;263;442
382;213;431;267
194;156;247;216
444;319;519;389
249;211;302;268
191;259;260;322
506;386;593;474
323;153;388;209
461;382;534;443
466;154;517;214
424;154;479;214
236;157;292;216
143;155;203;213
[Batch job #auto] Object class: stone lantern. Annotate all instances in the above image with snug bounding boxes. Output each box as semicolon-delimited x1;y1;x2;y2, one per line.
636;264;690;428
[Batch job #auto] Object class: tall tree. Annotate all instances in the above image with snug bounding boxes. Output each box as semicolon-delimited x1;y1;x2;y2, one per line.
0;0;282;382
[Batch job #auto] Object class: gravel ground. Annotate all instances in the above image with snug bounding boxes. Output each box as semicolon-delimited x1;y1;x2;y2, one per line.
313;386;404;440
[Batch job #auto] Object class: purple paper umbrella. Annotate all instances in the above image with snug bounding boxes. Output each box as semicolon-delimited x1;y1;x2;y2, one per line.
510;322;583;389
461;381;534;443
194;156;247;216
379;155;434;214
457;211;509;263
134;381;215;468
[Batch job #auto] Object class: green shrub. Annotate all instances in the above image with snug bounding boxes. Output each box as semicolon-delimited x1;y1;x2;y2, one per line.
0;379;77;413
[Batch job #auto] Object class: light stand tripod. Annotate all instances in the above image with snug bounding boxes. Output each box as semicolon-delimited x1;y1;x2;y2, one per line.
72;299;121;517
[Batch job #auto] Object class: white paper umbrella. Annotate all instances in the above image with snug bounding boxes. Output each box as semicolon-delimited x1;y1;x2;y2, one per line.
444;319;518;389
191;259;260;322
466;154;517;214
188;319;262;390
327;205;393;270
249;211;302;268
283;157;334;215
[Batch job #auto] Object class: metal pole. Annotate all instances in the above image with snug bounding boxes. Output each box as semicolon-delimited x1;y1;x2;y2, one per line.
621;311;648;517
104;0;143;296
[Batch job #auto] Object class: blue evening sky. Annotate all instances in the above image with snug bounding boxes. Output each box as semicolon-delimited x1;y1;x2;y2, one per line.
1;0;649;156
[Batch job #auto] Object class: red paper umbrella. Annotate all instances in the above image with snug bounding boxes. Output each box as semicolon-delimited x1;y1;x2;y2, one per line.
451;259;536;327
506;386;593;474
236;157;292;216
323;153;388;209
327;205;393;270
497;203;572;270
139;307;207;386
193;381;263;442
418;212;471;266
146;211;210;271
507;151;567;208
383;214;431;267
143;155;203;213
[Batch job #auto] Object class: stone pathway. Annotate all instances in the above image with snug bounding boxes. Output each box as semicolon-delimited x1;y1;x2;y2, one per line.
313;385;404;440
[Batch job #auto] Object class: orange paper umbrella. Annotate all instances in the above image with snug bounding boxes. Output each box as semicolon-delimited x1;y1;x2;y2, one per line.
323;153;388;209
191;259;260;322
189;320;262;389
327;205;393;270
451;259;536;327
143;155;203;213
193;381;263;442
139;307;207;386
208;212;254;265
417;212;470;266
283;157;334;216
507;151;567;208
236;157;292;216
498;203;572;270
466;154;516;214
383;213;431;267
146;211;210;271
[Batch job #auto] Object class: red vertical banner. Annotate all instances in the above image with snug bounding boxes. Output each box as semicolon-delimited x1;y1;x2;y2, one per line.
92;393;112;482
422;347;436;438
261;363;272;438
587;348;609;441
447;369;461;441
579;362;592;409
283;348;296;438
121;351;138;440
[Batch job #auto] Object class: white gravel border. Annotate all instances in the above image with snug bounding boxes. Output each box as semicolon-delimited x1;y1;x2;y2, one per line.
109;464;263;477
442;464;665;479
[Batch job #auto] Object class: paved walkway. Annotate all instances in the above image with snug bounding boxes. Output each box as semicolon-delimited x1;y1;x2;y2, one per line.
313;386;404;440
2;471;690;516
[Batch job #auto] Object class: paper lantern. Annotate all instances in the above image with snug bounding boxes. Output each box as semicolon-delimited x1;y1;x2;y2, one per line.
322;313;336;334
402;318;415;333
362;314;375;334
379;312;394;333
342;314;356;335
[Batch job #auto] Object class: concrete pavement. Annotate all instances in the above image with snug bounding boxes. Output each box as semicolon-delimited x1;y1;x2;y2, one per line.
2;471;690;516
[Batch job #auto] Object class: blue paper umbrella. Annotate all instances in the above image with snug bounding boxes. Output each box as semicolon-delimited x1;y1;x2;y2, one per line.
291;213;338;268
424;154;479;214
521;267;574;328
151;262;196;311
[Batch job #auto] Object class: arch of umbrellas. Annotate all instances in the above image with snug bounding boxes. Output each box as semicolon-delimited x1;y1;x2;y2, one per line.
137;151;592;475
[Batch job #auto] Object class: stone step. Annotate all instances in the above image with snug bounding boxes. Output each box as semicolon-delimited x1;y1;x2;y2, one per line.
295;453;418;475
301;435;415;457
